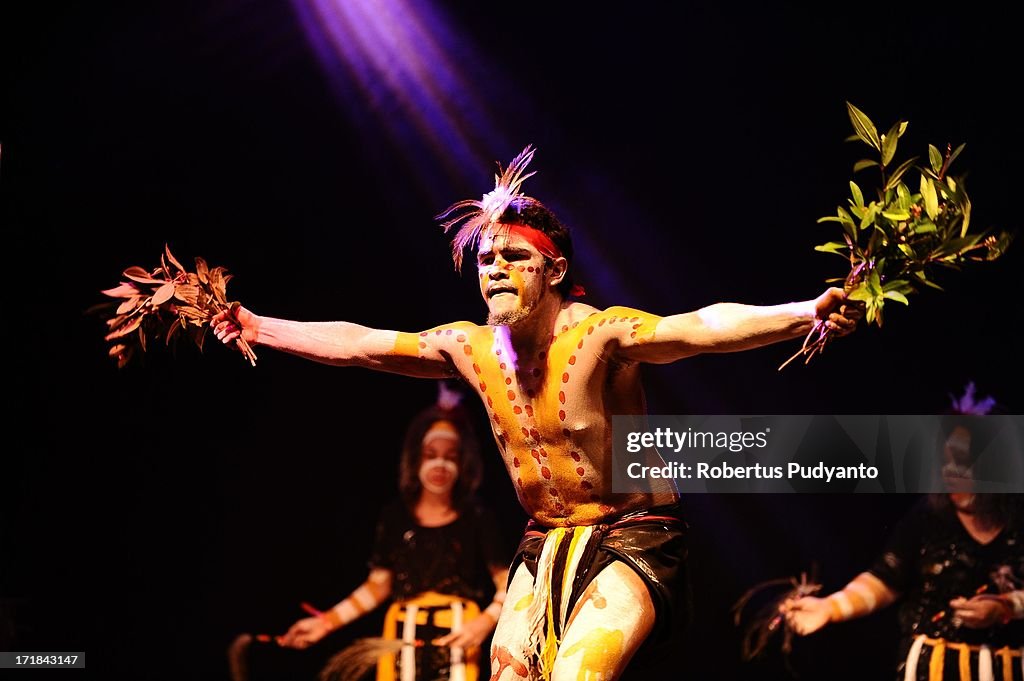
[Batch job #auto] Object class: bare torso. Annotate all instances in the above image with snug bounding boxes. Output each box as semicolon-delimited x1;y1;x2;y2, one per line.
398;302;677;527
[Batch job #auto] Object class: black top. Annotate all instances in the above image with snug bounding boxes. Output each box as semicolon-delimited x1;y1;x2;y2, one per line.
869;496;1023;652
368;500;508;607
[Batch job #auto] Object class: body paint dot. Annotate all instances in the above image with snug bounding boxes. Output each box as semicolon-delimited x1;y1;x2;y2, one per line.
436;330;442;335
513;406;522;414
464;345;473;355
496;349;502;356
588;327;594;335
598;319;606;326
568;355;576;365
631;317;639;323
570;451;580;461
513;457;520;467
559;391;566;404
505;377;512;385
527;266;534;272
562;372;570;383
530;428;540;440
507;390;516;401
473;363;481;374
518;265;525;272
576;467;585;476
525;405;534;417
541;467;551;479
418;342;426;349
420;331;428;337
532;368;541;377
456;334;466;342
609;316;617;323
563;428;571;438
479;382;487;391
531;449;541;462
539;447;547;458
549;488;559;497
632;323;641;329
577;340;584;349
572;322;579;328
630;332;637;338
538;351;546;360
487;396;493;407
559;410;566;421
446;329;452;335
500;362;506;370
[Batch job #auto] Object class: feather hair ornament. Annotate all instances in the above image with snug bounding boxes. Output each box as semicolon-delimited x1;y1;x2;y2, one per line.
435;145;538;271
949;381;996;415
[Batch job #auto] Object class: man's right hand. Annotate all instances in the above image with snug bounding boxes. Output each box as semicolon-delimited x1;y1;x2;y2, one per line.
211;306;261;347
781;596;832;635
278;616;333;649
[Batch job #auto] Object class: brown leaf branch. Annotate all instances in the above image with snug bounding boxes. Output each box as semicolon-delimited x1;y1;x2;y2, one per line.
96;244;257;367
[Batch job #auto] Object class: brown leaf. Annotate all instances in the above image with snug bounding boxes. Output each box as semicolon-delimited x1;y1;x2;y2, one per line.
101;282;140;298
166;317;183;345
123;266;165;285
152;282;176;306
108;343;128;358
105;314;144;340
116;297;142;315
195;257;209;284
173;284;200;306
138;324;148;352
164;244;185;273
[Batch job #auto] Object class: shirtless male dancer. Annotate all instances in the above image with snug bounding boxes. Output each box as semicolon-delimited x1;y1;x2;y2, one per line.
212;146;860;680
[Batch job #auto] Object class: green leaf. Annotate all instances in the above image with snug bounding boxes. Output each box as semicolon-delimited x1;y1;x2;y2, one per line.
814;241;849;255
850;181;865;209
961;190;972;237
898;121;909;137
882;210;911;220
853;159;879;172
846;102;881;150
948;143;966;169
920;175;939;221
844;134;862;143
859;203;879;231
881;122;901;166
914;221;937;234
895;183;911;210
883;290;909;305
928;144;943;174
884;156;919;191
817;216;845;224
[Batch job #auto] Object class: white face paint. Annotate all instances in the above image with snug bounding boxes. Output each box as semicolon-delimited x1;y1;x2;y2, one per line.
419;457;459;494
419;431;460;495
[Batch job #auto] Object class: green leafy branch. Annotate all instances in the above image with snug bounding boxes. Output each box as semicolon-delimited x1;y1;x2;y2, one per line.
780;102;1012;369
94;244;257;367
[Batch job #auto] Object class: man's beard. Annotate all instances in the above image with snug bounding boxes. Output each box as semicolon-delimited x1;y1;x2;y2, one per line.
487;305;533;327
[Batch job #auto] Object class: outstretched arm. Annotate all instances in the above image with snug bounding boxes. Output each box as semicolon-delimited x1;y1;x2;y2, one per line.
211;306;474;378
783;571;897;636
279;569;393;649
614;287;860;364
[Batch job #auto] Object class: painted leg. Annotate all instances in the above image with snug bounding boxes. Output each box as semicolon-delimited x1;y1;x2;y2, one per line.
489;563;539;681
550;560;655;681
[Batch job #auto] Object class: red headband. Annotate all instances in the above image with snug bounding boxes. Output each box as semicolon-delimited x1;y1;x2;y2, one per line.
502;224;585;297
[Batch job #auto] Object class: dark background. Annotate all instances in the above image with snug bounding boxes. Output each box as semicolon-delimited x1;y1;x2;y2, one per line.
2;1;1020;679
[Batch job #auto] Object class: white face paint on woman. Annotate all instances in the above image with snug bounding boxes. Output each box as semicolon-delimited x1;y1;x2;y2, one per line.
419;435;460;495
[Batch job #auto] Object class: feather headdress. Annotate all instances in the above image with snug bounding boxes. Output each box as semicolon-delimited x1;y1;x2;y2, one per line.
436;145;538;271
950;381;997;415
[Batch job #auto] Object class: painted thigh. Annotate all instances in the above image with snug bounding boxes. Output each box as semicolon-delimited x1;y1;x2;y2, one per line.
550;560;656;681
